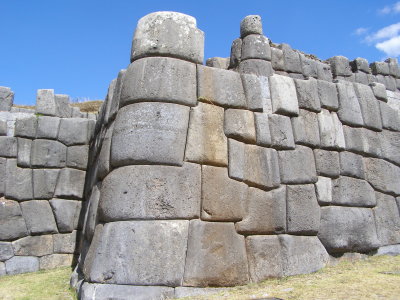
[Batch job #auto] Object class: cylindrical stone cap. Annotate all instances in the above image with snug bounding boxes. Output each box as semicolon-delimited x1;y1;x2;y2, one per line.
130;11;204;64
240;15;263;38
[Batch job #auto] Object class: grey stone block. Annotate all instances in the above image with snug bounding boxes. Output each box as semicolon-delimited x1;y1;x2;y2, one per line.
58;118;89;146
54;94;72;118
270;74;299;116
201;165;246;221
254;112;271;146
36;89;57;116
278;146;317;184
286;184;320;234
183;220;249;287
353;82;382;131
241;34;271;61
370;82;388;101
197;65;246;108
236;186;286;234
111;102;189;167
185;102;227;166
336;81;364;126
228;139;245;181
229;38;242;68
54;231;79;254
351;58;370;73
175;287;227;298
340;152;365;179
5;256;39;275
99;163;200;222
0;242;14;261
316;61;333;81
317;110;345;150
271;47;285;71
131;11;204;64
33;169;59;199
291;109;320;147
363;157;400;195
54;168;86;199
318;80;339;111
67;145;88;170
318;206;380;253
14;116;37;138
50;199;82;233
0;157;5;195
97;123;113;180
376;244;400;256
206;57;229;69
0;199;28;240
109;70;126;122
379;101;400;130
31;139;67;168
238;59;274;77
314;149;340;178
288;73;305;80
269;114;295;149
36;116;60;139
371;61;390;75
20;200;58;234
224;109;256;143
354;71;370;85
241;74;270;111
332;176;376;207
82;185;100;242
39;253;73;270
328;56;352;77
12;235;53;256
0;136;17;157
300;55;318;78
5;159;33;200
385;58;400;77
373;192;400;246
240;15;262;37
380;130;400;165
294;78;321;112
0;87;14;111
17;138;31;167
85;220;189;286
280;44;302;73
315;176;332;205
0;119;6;136
120;57;197;107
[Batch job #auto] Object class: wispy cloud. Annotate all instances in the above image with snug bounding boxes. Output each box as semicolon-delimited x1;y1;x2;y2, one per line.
378;1;400;15
354;27;369;36
376;36;400;56
365;22;400;43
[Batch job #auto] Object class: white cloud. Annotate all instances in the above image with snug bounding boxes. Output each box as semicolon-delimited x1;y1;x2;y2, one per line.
354;27;368;36
378;1;400;14
376;36;400;56
365;22;400;43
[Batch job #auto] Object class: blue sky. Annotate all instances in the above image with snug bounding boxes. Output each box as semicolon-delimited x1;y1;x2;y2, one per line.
1;0;400;105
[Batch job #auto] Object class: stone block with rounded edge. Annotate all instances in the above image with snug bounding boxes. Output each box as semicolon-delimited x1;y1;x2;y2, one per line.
183;220;249;287
278;146;317;184
131;11;204;64
14;116;37;138
380;130;400;165
318;206;380;253
229;38;242;68
50;199;82;233
36;116;60;139
354;71;370;85
5;159;33;200
98;163;200;222
373;192;400;246
0;158;5;195
224;109;256;143
241;34;271;61
36;89;57;116
269;74;299;116
236;186;286;234
58;118;89;146
206;57;229;69
280;44;302;73
363;157;400;195
353;82;382;131
238;59;274;77
120;57;197;107
185;102;228;166
316;61;333;81
291;109;320;147
0;199;28;241
40;254;73;270
315;176;332;205
336;81;364;126
240;15;262;37
328;56;352;77
317;110;345;150
82;185;100;242
31;139;67;168
286;184;320;235
294;78;321;112
17;138;31;167
0;120;6;136
0;136;17;157
0;242;13;261
33;169;59;199
111;102;189;167
12;235;53;256
271;47;285;71
371;61;390;75
5;256;39;275
67;145;88;170
109;69;126;122
0;87;14;111
386;58;400;77
54;168;86;199
85;220;189;286
254;112;271;146
97;123;113;180
300;55;318;78
20;200;58;234
331;176;376;207
201;165;246;221
54;94;71;118
339;151;365;179
228;138;245;181
351;58;370;73
268;114;295;149
241;74;270;111
54;231;79;254
380;101;400;131
370;82;387;101
318;80;339;111
314;149;340;178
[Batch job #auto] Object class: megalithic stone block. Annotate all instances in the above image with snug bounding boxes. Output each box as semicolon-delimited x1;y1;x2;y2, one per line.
36;89;57;116
33;169;59;199
0;199;28;241
5;159;33;200
240;15;263;38
373;192;400;246
36;116;61;139
58;118;90;146
50;199;82;233
20;200;58;235
241;34;271;61
54;168;86;199
31;139;67;168
269;74;299;116
353;82;382;131
0;87;14;111
108;69;126;122
336;80;364;126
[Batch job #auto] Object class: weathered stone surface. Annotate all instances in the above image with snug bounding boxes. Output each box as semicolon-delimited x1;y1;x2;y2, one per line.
386;57;400;77
317;110;345;149
300;55;318;78
108;69;126;122
318;80;339;111
363;157;400;195
280;44;302;73
0;87;14;111
36;116;60;139
376;244;400;256
353;83;382;131
111;102;189;167
315;176;332;205
54;94;71;118
278;146;317;184
271;47;285;71
380;101;400;131
329;56;352;77
0;199;28;240
354;71;370;85
316;61;333;81
373;192;400;246
370;82;387;101
241;74;270;111
371;61;389;75
14;116;37;138
185;102;228;166
131;11;204;64
0;242;13;261
291;109;320;147
238;59;274;76
236;186;286;234
380;130;400;165
229;38;242;68
254;112;271;146
58;118;89;146
294;78;321;112
31;139;66;168
183;220;249;287
269;114;295;149
17;138;31;167
351;58;370;73
40;254;73;270
240;15;262;37
319;206;380;253
54;168;86;199
99;163;200;221
67;145;88;170
201;165;246;221
32;169;59;199
0;136;17;157
228;139;245;181
0;158;5;195
97;123;113;180
224;109;256;143
332;176;376;207
286;184;320;234
121;57;197;107
36;89;57;116
0;119;6;136
206;57;229;69
339;152;365;179
5;159;33;200
269;74;299;116
50;199;82;233
85;220;189;286
12;235;53;256
82;185;100;242
314;149;340;178
336;81;364;126
54;231;79;254
20;200;58;234
197;65;246;108
5;256;39;275
241;34;271;61
175;287;227;298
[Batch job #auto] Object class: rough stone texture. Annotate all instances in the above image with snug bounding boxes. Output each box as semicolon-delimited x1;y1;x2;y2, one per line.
197;65;246;108
380;101;400;131
201;165;246;221
317;110;345;150
54;94;72;118
54;231;79;254
58;118;89;146
278;146;317;184
67;145;89;170
121;57;197;107
380;130;400;165
254;112;271;146
241;74;270;111
85;220;189;286
36;116;60;139
229;38;242;68
5;159;33;200
329;56;352;77
224;109;256;143
236;186;286;234
319;206;380;253
54;168;86;199
82;185;100;242
239;59;274;76
130;11;204;64
316;61;333;81
370;82;387;101
363;157;400;195
228;139;245;181
353;82;382;131
373;192;400;246
111;102;189;167
336;81;364;126
33;169;59;199
318;80;339;111
240;15;262;37
183;220;249;287
206;57;229;69
241;34;271;61
12;235;53;256
97;123;113;180
40;254;73;270
294;78;321;112
0;199;28;241
332;176;376;207
109;69;127;121
20;200;58;234
286;184;320;234
0;87;14;111
0;136;17;157
351;58;370;73
376;244;400;256
31;139;67;168
98;164;200;221
50;199;82;233
280;44;302;73
271;47;285;71
315;176;332;205
185;102;228;166
291;109;320;147
371;62;389;75
14;116;37;138
175;287;227;298
36;89;57;116
17;138;31;167
269;74;299;116
0;158;5;195
300;55;318;78
268;114;295;149
0;120;6;136
339;152;365;179
5;256;39;275
0;242;14;261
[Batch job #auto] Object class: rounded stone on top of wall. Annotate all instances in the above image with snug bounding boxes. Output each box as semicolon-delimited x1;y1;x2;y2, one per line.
240;15;263;38
130;11;204;64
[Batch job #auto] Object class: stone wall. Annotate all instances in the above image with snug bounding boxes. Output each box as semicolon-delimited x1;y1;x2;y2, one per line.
0;88;95;276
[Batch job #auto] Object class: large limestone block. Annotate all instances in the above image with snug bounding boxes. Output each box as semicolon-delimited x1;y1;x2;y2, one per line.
317;80;339;111
268;114;295;149
271;47;285;71
54;168;86;199
316;61;333;81
82;185;100;242
370;82;387;101
0;242;13;261
353;83;382;131
236;186;286;234
20;200;58;234
238;59;274;77
373;192;400;246
269;74;299;116
291;109;320;147
97;123;113;180
0;199;28;241
5;256;39;275
85;220;189;286
5;159;33;200
66;145;89;170
224;109;256;143
363;158;400;195
379;101;400;131
240;15;263;37
0;158;5;195
197;65;246;108
36;89;57;116
53;231;79;254
294;78;321;112
315;176;332;205
0;87;14;111
36;116;60;139
351;57;370;73
317;109;345;149
241;34;271;61
175;287;227;298
228;139;245;181
109;69;127;122
31;139;67;168
58;118;89;146
12;235;53;256
98;163;200;221
331;176;376;207
17;138;31;167
54;94;71;118
185;102;228;166
183;220;249;287
280;44;302;73
336;81;364;126
286;184;320;234
278;146;317;184
111;102;189;167
39;254;73;270
329;56;352;77
14;116;37;138
254;112;271;146
318;206;380;253
339;151;365;179
300;55;318;78
0;136;17;157
50;199;82;233
120;57;197;107
380;130;400;165
229;38;242;68
241;74;270;112
33;169;59;199
131;11;204;64
201;165;246;221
